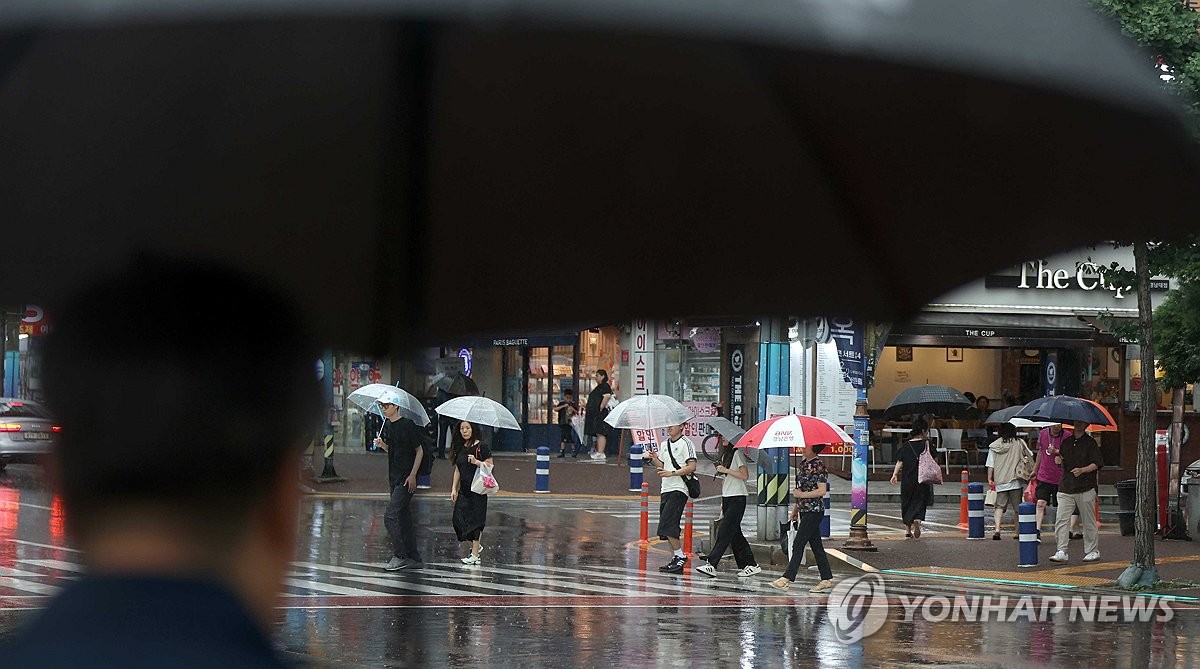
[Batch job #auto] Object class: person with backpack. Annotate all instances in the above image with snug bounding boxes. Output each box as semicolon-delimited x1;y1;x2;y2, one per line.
375;389;431;571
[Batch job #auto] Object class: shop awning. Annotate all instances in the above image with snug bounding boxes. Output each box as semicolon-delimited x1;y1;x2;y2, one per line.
888;312;1106;348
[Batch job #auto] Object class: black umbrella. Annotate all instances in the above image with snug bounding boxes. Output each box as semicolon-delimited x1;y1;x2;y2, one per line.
4;1;1200;352
1014;396;1113;427
884;384;972;420
433;372;479;397
704;417;747;446
983;405;1026;425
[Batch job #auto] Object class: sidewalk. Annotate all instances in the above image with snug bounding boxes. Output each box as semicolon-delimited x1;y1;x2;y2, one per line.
303;450;1118;505
305;451;1195;597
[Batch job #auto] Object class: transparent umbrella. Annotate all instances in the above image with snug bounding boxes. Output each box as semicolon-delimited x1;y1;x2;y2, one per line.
604;394;694;430
346;384;430;427
435;396;522;431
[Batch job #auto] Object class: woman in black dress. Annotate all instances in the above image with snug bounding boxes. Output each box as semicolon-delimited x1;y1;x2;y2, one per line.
583;369;614;461
450;421;492;565
890;417;934;538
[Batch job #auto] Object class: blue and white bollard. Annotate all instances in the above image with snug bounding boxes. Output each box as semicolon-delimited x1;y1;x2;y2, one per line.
1017;501;1038;567
629;444;644;492
535;446;550;493
967;482;986;539
820;490;831;538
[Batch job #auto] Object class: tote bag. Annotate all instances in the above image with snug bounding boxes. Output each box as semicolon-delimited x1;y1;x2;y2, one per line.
471;462;500;495
917;442;943;485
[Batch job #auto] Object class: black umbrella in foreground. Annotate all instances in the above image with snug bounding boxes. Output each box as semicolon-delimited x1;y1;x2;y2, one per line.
3;0;1199;352
884;384;972;420
1015;396;1114;427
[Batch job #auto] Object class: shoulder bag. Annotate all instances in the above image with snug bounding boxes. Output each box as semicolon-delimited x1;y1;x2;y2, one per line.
1015;445;1035;481
666;440;701;498
916;441;943;485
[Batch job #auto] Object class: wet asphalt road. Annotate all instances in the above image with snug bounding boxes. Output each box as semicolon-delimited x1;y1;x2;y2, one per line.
1;463;1198;668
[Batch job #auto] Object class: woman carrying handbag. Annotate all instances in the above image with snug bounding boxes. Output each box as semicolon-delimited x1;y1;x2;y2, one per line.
890;418;935;538
450;421;493;565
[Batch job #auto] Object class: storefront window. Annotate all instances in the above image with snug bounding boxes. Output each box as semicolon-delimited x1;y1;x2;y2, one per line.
579;327;620;398
527;348;550;424
503;347;523;425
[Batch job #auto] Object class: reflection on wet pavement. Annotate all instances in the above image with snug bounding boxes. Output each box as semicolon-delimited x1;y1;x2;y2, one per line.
0;465;1197;667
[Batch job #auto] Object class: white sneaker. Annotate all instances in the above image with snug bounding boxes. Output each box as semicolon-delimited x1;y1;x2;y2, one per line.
1049;551;1069;563
694;563;717;577
1082;551;1101;562
461;553;480;565
590;452;606;461
737;565;762;577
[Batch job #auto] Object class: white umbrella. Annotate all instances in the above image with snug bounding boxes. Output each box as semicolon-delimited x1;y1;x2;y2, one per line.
604;394;694;430
436;396;522;431
1009;417;1060;429
346;383;430;427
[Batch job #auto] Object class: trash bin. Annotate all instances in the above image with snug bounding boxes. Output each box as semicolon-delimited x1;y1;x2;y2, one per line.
1115;479;1137;537
1185;460;1200;539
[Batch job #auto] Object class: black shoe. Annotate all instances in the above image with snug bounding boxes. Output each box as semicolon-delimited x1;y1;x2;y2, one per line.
558;451;566;458
660;556;686;574
1070;532;1083;540
992;532;1001;540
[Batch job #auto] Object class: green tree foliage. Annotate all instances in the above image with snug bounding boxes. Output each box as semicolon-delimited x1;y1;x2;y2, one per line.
1092;0;1200;137
1153;280;1200;387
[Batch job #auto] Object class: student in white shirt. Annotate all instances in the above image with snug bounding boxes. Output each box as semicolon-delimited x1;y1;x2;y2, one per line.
695;435;761;578
645;422;697;574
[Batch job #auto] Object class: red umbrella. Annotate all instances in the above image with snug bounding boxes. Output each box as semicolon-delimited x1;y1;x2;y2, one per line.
738;414;853;455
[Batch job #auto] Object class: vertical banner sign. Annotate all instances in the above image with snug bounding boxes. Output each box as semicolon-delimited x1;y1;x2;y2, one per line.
728;344;745;428
633;319;654;395
757;342;791;541
829;318;870;534
1044;350;1059;397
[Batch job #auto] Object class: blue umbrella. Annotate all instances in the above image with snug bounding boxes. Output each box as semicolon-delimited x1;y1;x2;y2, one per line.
1014;396;1113;426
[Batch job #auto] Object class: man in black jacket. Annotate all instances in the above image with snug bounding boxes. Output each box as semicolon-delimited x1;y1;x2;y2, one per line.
6;258;322;668
375;389;429;571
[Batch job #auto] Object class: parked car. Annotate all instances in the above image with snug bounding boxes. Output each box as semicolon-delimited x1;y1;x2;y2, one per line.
0;398;59;471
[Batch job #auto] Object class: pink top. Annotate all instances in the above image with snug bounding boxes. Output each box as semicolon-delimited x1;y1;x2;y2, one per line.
1035;427;1069;485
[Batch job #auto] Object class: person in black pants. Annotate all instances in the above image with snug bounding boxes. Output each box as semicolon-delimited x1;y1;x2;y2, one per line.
552;388;579;458
770;442;834;593
377;390;429;571
694;436;760;577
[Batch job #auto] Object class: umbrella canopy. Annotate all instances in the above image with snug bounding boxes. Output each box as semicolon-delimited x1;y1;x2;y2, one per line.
433;372;479;397
604;394;693;430
3;1;1200;352
738;414;853;453
703;417;747;446
1063;399;1119;433
1015;396;1113;427
884;385;972;420
346;383;431;427
1010;417;1062;430
434;395;522;431
984;405;1026;425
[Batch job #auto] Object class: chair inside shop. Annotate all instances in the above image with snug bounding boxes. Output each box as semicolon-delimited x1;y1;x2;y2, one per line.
936;428;970;474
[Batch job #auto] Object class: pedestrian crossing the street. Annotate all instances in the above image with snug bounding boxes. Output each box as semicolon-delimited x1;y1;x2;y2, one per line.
0;549;812;610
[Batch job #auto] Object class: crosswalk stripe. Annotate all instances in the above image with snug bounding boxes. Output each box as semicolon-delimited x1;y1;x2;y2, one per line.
17;559;87;573
283;578;386;597
0;577;59;595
